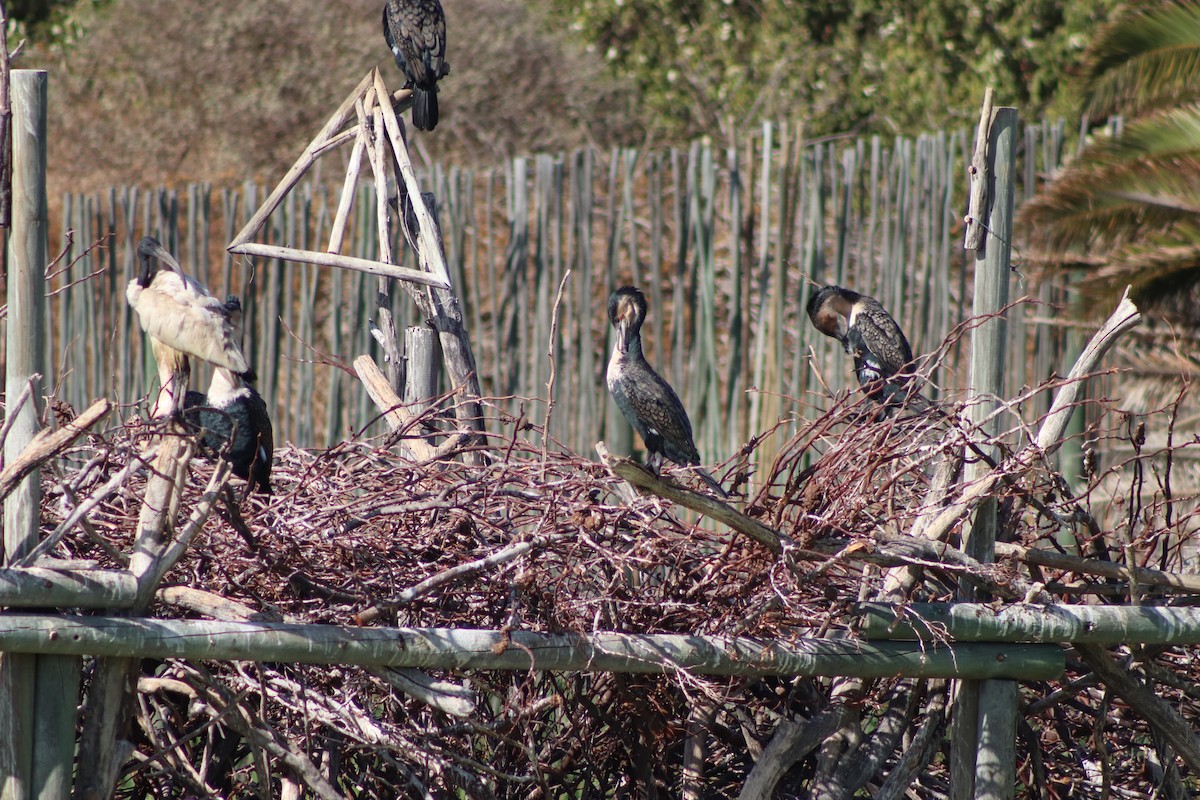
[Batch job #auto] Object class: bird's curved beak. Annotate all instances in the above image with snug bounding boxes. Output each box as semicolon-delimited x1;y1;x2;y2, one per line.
139;241;183;285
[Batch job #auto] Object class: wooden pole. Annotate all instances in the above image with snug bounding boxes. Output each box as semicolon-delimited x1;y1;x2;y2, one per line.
4;71;46;561
0;1;11;229
952;94;1018;800
2;69;79;800
0;569;136;609
0;63;38;800
858;603;1200;645
402;325;440;405
0;616;1066;680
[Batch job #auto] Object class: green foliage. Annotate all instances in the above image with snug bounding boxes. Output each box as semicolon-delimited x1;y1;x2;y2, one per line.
545;0;1119;138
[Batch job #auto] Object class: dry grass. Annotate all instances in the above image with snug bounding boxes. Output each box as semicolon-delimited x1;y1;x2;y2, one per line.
24;0;643;196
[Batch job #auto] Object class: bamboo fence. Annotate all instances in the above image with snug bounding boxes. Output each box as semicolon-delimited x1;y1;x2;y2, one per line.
11;120;1075;463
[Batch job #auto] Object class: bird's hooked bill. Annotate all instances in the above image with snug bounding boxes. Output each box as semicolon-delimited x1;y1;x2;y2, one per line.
138;237;184;283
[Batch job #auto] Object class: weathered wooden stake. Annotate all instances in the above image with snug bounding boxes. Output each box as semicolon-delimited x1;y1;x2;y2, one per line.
403;325;440;405
2;69;80;800
952;93;1018;800
0;1;11;229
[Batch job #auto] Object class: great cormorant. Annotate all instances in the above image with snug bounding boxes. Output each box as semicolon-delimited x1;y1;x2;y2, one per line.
184;371;273;496
182;295;272;495
807;284;916;410
606;286;727;497
383;0;449;132
126;237;252;417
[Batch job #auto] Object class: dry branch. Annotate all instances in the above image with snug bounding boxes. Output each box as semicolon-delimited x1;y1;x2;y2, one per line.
738;704;858;800
596;441;784;553
919;293;1141;545
0;398;109;502
1076;644;1200;775
183;666;347;800
354;354;469;461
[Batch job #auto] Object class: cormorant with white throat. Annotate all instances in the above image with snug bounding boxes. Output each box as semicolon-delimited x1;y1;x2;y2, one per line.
606;286;727;497
807;284;917;411
182;295;273;496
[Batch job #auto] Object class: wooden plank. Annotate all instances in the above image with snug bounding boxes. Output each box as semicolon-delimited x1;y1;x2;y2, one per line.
0;615;1066;681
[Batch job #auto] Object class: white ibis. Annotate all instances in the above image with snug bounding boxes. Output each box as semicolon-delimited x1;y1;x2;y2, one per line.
126;236;252;418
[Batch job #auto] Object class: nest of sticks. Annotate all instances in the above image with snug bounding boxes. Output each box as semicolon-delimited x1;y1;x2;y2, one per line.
31;374;1200;798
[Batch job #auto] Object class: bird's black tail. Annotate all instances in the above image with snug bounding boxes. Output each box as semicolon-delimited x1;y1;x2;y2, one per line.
412;86;438;131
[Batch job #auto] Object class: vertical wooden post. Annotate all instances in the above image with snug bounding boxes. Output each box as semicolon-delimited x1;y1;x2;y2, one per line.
403;325;440;406
951;93;1019;800
3;73;45;554
3;69;78;800
1;68;44;800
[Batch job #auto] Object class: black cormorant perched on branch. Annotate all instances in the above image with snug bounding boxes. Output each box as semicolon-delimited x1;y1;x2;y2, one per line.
383;0;449;132
126;237;252;418
606;286;727;497
183;295;273;496
807;285;917;411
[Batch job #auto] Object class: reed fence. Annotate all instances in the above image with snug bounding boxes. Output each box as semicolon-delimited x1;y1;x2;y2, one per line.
17;119;1076;464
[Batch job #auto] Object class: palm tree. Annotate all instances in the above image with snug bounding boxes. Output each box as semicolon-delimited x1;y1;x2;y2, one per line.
1020;0;1200;323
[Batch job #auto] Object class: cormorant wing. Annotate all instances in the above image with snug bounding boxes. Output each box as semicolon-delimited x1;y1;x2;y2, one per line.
384;0;447;85
641;379;700;466
246;386;274;494
850;301;913;380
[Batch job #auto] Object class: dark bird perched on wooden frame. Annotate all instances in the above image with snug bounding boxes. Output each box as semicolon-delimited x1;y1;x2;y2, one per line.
183;297;274;495
807;285;917;411
383;0;450;132
606;286;727;497
125;237;253;418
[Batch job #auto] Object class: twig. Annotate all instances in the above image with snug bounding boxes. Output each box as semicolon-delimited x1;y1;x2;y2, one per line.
1076;644;1200;774
541;269;571;474
183;666;348;800
355;533;571;624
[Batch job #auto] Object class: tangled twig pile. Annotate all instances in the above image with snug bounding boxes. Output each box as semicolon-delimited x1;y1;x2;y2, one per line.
30;355;1200;798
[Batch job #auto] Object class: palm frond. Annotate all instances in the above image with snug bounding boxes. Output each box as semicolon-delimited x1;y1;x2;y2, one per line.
1097;227;1200;318
1085;0;1200;117
1020;105;1200;255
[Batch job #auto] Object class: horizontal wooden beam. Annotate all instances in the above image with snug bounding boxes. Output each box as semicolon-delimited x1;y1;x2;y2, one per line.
0;615;1064;680
226;242;450;288
858;602;1200;645
0;568;135;608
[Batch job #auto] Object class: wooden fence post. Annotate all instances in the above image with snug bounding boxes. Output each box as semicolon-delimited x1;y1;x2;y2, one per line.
2;68;79;800
951;91;1019;800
